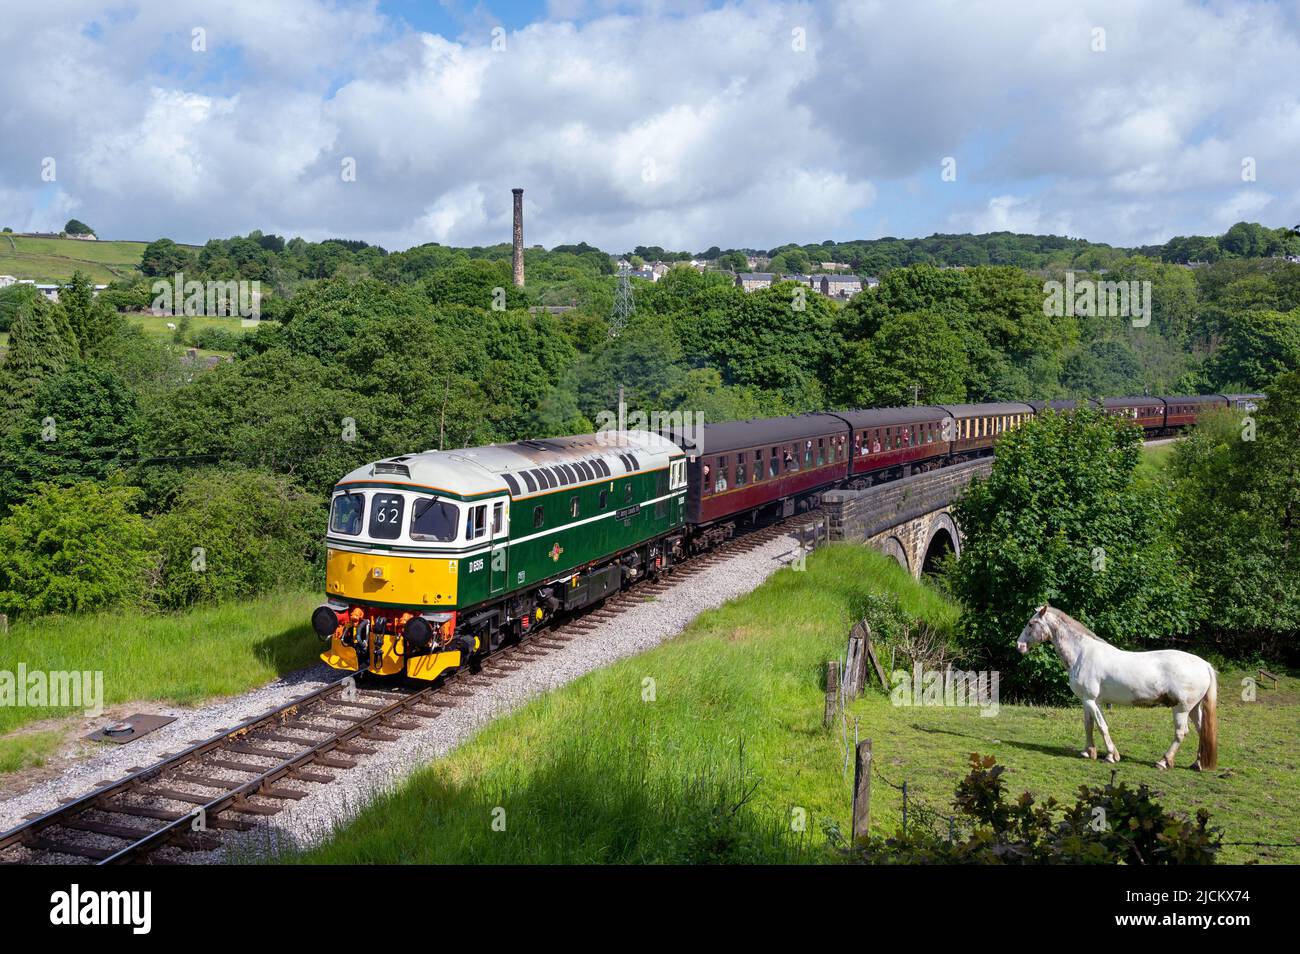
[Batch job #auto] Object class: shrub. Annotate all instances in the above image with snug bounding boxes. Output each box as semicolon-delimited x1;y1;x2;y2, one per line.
150;468;324;608
843;754;1220;865
188;325;242;352
0;482;152;618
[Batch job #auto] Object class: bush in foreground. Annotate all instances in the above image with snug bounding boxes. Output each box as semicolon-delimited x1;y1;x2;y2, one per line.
844;754;1220;865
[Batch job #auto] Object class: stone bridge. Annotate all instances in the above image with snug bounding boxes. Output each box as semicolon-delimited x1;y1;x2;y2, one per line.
820;459;992;577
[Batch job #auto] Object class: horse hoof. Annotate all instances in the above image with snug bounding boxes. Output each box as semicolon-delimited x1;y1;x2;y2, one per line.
1105;753;1120;763
1156;759;1168;770
1190;760;1203;772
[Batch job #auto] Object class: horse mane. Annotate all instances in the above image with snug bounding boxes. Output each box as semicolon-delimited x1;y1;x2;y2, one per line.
1045;607;1108;644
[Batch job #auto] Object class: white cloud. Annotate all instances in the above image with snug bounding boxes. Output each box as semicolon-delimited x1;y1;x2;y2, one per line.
0;0;1298;251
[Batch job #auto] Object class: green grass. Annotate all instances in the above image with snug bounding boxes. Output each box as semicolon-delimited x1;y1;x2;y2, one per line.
0;235;151;283
1136;440;1175;481
0;730;63;774
128;312;265;344
0;590;323;738
292;544;1298;865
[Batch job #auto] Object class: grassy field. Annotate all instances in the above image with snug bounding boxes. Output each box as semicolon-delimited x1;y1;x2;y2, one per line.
290;545;1298;865
0;235;150;283
128;312;265;343
1135;440;1176;484
0;590;323;774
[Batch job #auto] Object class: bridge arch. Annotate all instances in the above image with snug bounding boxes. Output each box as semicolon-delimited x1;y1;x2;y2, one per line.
878;535;911;575
921;512;960;575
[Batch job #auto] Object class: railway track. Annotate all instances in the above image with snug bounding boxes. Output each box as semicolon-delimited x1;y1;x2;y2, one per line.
0;512;812;865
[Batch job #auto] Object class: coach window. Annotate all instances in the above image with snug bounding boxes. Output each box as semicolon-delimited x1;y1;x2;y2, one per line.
804;442;812;466
369;493;405;540
736;456;747;486
716;456;729;492
330;492;365;536
817;438;825;465
570;496;580;519
770;448;779;477
533;505;544;529
754;450;764;480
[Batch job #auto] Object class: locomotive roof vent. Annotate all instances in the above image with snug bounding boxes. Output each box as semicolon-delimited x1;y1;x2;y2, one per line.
372;462;411;478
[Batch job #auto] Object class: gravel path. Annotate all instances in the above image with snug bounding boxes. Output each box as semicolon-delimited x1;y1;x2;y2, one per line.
0;528;803;862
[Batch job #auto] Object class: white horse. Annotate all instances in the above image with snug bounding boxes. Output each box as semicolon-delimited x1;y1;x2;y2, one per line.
1016;605;1217;771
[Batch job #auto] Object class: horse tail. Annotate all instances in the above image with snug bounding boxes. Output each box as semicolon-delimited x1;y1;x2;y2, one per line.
1197;666;1218;771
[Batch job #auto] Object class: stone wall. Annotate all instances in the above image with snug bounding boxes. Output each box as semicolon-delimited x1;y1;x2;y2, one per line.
821;459;992;576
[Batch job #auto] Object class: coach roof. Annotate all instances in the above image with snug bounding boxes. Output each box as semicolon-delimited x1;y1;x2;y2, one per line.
669;413;848;455
834;406;947;428
934;402;1036;418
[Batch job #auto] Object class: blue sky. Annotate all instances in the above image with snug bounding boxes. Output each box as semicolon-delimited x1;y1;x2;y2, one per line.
2;0;1297;252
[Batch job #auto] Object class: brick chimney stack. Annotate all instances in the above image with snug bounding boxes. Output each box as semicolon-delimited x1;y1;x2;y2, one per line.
511;187;525;287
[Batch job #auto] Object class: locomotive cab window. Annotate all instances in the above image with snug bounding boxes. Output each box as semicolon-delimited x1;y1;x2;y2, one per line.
570;496;580;519
411;497;459;542
330;493;365;536
466;504;488;540
368;493;405;539
599;489;608;509
533;505;545;528
624;482;634;503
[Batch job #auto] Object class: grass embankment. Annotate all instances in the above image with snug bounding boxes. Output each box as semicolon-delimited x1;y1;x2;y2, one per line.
0;235;150;283
0;590;322;774
294;544;1298;865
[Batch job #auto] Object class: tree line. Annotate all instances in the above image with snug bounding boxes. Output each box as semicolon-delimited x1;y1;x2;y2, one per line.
0;223;1297;629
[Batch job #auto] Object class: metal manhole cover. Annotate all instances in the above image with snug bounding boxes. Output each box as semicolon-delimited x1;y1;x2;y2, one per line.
84;713;176;744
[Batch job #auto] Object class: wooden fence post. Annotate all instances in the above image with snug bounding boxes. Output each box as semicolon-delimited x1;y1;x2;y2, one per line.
845;622;868;699
852;739;872;841
823;660;839;728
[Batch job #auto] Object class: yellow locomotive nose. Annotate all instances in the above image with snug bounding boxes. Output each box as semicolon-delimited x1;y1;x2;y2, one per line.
325;549;459;606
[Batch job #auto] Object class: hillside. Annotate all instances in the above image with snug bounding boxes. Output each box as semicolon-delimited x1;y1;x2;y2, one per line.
0;234;149;283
